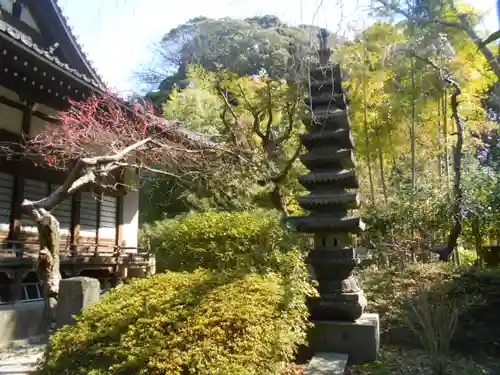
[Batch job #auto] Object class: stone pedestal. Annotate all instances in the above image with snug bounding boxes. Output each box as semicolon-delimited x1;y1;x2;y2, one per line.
308;313;380;365
55;277;100;329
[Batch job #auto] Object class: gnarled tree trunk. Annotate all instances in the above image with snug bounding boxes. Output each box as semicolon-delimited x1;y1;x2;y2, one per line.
22;201;62;332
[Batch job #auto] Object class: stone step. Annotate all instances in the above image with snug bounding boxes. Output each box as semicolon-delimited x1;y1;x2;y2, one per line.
0;352;42;374
309;66;334;81
305;352;348;375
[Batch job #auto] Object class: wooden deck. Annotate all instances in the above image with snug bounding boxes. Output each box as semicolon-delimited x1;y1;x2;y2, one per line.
0;239;150;266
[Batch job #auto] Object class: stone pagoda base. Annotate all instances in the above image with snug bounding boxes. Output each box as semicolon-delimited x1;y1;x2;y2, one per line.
307;313;380;365
308;291;368;322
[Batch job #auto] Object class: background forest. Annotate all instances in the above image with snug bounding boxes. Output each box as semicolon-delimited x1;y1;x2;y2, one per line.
139;0;499;266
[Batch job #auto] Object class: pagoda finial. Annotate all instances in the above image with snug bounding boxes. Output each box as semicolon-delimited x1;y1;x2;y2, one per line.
317;28;331;66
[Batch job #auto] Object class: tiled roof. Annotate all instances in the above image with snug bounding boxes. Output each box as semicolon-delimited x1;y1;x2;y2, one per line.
0;4;219;150
175;125;221;148
0;18;105;90
50;0;105;87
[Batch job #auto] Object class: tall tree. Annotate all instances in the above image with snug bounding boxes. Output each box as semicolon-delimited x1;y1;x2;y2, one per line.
374;0;500;79
140;16;341;107
158;65;306;214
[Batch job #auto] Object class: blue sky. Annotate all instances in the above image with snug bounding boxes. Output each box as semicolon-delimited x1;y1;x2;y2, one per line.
57;0;497;95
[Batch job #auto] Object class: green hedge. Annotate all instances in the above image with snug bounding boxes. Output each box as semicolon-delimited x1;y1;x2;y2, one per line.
140;209;303;277
39;270;310;375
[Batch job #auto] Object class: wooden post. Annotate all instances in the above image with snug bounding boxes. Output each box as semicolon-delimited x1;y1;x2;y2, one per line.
70;193;81;256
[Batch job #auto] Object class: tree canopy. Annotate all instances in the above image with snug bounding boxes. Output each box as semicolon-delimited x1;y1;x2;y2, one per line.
141;15;342;107
139;3;500;262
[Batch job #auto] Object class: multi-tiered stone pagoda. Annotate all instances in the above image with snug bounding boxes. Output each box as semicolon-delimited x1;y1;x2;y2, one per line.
288;29;367;322
289;30;379;364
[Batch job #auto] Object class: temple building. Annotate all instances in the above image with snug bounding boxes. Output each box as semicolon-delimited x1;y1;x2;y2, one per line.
0;0;150;304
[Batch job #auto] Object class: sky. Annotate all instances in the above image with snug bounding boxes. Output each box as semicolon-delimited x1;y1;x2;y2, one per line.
57;0;498;95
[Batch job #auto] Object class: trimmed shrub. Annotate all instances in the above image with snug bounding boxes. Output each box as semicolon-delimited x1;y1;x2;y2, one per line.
140;209;303;278
39;269;311;375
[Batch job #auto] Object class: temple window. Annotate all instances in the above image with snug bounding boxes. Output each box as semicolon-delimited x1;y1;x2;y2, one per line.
21;271;42;302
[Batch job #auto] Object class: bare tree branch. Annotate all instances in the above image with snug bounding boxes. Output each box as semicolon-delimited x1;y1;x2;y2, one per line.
237;83;266;139
270;144;302;184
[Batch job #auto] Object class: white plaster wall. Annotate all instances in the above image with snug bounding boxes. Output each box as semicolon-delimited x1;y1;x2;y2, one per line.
0;102;22;135
35;104;58;118
29;104;58;138
0;86;22;104
0;86;56;137
29;116;46;138
99;227;116;239
121;168;139;249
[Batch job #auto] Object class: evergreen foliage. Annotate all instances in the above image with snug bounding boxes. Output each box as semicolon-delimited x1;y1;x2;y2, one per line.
39;270;311;375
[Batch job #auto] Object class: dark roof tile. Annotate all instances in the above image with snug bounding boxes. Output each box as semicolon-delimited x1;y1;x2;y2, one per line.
50;0;105;86
0;19;104;90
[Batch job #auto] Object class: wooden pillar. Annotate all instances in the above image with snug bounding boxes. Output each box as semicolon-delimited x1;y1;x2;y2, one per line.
8;102;32;244
96;198;101;245
10;269;24;302
116;194;124;247
9;174;24;245
21;101;32;136
70;193;81;256
6;102;32;303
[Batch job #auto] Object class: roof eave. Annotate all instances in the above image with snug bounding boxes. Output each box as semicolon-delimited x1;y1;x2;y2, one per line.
45;0;106;87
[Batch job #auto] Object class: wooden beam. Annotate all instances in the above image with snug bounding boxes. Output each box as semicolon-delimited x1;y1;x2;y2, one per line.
0;94;57;123
0;58;88;111
70;192;80;254
0;34;101;98
0;158;66;184
116;194;124;247
21;100;32;134
9;173;23;243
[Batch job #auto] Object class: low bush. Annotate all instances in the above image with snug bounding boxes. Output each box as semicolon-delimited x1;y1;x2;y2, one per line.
39;269;311;375
140;209;303;278
361;263;457;330
361;263;500;358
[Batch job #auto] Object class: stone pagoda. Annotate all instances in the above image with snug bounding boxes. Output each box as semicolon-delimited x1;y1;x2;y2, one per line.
288;29;379;364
